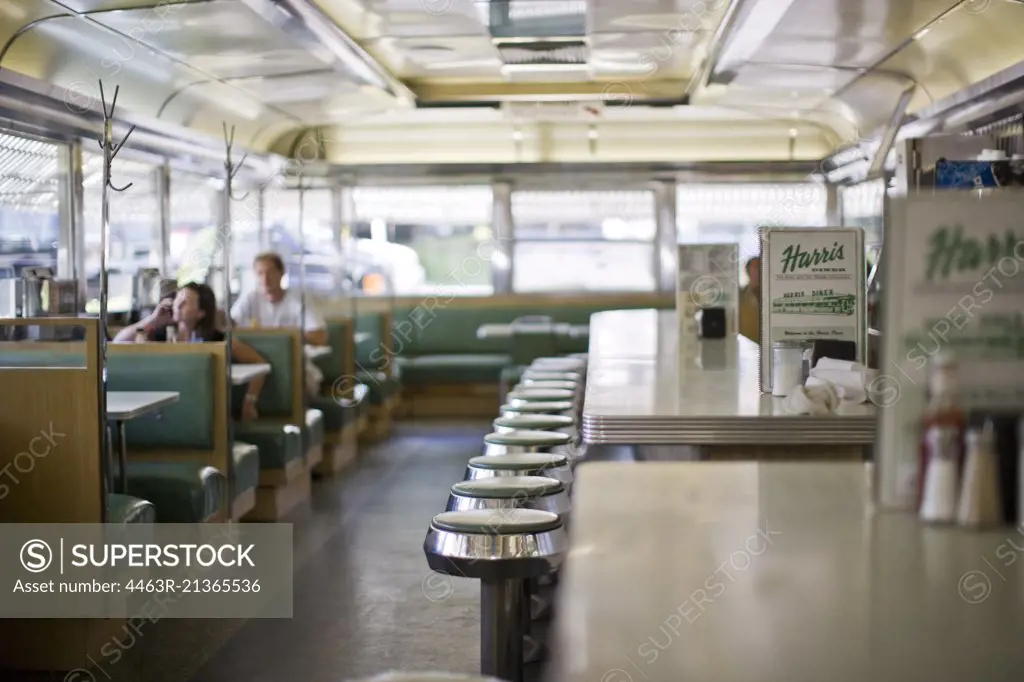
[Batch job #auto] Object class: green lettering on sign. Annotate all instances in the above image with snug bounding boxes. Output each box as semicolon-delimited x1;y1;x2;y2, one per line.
925;225;1019;280
780;242;846;274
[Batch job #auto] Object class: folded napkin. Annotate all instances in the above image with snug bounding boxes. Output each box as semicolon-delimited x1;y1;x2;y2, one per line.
778;357;877;415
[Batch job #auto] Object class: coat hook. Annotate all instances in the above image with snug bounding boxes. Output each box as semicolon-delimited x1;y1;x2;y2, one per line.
222;122;250;201
97;80;136;193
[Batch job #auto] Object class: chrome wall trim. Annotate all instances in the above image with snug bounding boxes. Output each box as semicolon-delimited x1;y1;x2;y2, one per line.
306;161;818;184
0;71;279;178
0;13;73;66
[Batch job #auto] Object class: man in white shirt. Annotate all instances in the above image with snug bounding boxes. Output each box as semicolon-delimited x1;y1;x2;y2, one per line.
231;252;328;346
231;252;327;395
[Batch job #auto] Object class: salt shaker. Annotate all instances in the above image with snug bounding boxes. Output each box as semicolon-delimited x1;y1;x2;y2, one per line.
920;426;959;524
956;420;1003;529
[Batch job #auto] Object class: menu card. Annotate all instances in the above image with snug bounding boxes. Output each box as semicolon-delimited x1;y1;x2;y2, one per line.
759;227;866;393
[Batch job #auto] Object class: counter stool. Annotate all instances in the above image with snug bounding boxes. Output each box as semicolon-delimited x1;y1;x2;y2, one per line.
506;388;576;405
521;369;581;382
513;379;578;391
493;414;575;435
483;429;571;456
423;509;567;682
499;401;574;419
446;475;570;521
446;476;570;662
529;357;586;372
349;673;503;681
466;453;573;490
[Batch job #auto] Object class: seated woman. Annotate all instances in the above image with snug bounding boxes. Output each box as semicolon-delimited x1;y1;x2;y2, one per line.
113;282;266;420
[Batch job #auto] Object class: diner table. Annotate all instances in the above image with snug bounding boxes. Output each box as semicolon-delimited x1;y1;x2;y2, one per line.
476;322;590;340
304;345;332;360
106;391;180;494
582;309;875;460
231;363;272;386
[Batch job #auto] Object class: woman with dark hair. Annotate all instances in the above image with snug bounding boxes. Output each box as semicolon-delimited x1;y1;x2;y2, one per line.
113;282;266;420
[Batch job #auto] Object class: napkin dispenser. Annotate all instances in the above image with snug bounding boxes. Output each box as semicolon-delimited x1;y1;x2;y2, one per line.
696;307;726;339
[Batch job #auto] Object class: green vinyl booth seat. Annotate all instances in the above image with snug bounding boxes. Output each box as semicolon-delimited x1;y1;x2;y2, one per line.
106;493;156;524
124;462;225;523
106;352;225;522
232;332;323;468
233;423;303;471
356;370;401;405
233;442;261;496
388;301;670;386
308;395;359;432
395;354;511;384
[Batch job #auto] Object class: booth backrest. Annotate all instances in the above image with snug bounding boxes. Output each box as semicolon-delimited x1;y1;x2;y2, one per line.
106;352;216;450
390;296;673;356
233;329;303;421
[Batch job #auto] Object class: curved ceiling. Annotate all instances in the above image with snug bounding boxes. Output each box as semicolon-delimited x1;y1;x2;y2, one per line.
1;0;1024;165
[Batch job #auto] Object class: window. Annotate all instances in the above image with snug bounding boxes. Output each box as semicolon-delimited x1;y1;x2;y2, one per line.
350;186;494;296
0;131;61;282
676;183;828;283
840;180;885;248
511;190;655;292
167;170;222;285
82;153;160;312
260;187;343;296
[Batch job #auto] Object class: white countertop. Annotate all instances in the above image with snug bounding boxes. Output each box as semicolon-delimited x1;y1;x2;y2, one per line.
231;363;271;385
582;309;875;444
106;391;180;420
553;462;1024;682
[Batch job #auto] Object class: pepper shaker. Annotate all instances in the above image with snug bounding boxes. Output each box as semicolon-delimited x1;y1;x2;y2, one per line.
957;420;1003;530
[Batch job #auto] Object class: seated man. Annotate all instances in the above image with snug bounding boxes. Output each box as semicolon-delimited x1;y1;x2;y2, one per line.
230;252;326;394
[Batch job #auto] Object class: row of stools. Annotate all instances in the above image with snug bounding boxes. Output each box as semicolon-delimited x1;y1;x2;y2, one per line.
422;355;589;682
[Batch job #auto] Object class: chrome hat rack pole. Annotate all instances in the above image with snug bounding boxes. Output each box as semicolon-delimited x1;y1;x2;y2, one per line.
221;122;249;503
96;80;136;502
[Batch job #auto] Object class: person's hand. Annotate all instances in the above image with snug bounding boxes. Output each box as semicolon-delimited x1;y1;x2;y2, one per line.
241;395;259;422
144;299;173;331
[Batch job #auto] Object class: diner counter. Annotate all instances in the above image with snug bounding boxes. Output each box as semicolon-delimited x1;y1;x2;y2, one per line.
552;462;1024;682
581;309;875;445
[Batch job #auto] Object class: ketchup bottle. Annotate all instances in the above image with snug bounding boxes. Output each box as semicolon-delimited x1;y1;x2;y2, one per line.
917;352;966;511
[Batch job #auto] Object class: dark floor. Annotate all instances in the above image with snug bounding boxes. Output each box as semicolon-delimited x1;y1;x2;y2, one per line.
7;422;627;682
185;421;491;682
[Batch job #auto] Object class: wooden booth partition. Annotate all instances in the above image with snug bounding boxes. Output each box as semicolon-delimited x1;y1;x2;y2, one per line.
312;317;360;475
0;318;130;673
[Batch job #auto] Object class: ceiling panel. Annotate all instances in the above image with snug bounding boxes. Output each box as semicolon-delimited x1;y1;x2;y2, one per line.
375;36;502;78
227;71;362;105
591;0;728;33
361;0;489;38
589;31;702;78
88;1;336;79
56;0;207;11
750;0;961;69
730;64;860;92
